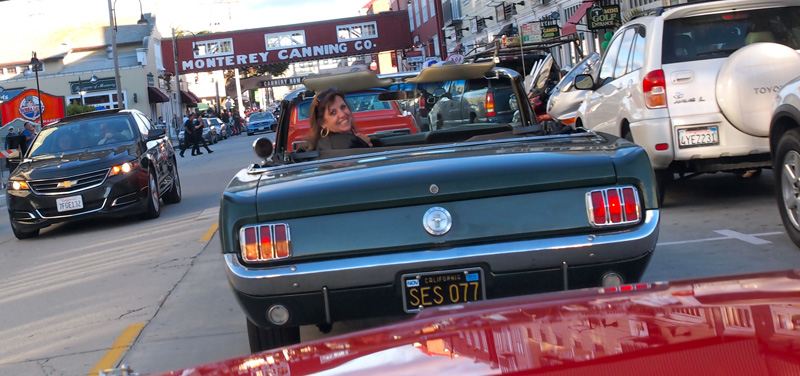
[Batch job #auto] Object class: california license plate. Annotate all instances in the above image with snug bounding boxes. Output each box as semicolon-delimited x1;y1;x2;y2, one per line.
402;268;485;313
678;126;719;148
56;195;84;212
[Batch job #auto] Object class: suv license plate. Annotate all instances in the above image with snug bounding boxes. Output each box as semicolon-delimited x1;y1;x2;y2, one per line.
678;126;719;148
402;268;485;313
56;195;84;212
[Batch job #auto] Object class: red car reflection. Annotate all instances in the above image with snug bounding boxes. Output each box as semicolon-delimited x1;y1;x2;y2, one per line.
154;270;800;375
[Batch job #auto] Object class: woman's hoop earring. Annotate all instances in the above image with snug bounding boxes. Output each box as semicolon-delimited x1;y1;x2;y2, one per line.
321;128;330;138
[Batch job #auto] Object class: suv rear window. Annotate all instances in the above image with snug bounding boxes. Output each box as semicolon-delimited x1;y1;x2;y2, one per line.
662;6;800;64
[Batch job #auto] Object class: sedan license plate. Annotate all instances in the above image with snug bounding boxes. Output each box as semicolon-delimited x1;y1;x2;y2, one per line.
56;195;83;212
402;268;484;313
678;126;719;148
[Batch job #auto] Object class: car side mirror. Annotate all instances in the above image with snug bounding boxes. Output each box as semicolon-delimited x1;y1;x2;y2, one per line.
574;74;594;90
253;137;274;159
147;128;166;141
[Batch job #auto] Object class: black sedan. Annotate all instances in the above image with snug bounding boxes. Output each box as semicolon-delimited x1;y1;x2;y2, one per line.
5;109;181;239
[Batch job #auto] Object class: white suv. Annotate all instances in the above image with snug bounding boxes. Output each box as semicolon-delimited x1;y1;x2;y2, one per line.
573;0;800;204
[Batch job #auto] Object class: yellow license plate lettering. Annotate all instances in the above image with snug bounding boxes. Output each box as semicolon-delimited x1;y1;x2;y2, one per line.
420;287;431;306
408;288;420;307
449;284;460;303
432;286;444;305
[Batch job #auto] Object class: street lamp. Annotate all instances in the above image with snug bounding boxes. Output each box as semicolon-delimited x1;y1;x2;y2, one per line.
23;51;44;129
107;0;148;109
171;28;201;121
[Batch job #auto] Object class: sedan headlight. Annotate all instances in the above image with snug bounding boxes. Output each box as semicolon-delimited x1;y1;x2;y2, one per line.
108;161;138;177
10;181;30;190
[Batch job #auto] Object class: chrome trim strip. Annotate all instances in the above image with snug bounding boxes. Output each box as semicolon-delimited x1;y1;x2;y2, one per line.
28;168;110;196
322;286;331;324
225;210;660;297
35;198;108;219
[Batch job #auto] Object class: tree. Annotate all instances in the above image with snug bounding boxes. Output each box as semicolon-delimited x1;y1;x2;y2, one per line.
66;103;96;116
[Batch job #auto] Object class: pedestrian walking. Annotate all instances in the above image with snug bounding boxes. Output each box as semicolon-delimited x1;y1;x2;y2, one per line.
4;127;17;150
192;117;213;155
179;113;196;157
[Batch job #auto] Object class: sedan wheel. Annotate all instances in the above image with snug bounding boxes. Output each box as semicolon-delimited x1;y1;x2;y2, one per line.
163;162;182;204
140;171;161;219
776;128;800;248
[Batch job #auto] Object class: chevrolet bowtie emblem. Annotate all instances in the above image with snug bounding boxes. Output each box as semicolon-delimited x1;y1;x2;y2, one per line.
57;180;78;188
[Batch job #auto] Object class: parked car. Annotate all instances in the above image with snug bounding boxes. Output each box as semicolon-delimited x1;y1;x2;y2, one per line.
426;74;516;130
524;53;563;123
771;75;800;249
217;63;659;352
573;0;800;205
5;109;181;239
286;84;418;151
152;269;800;376
546;52;600;127
246;112;278;136
202;117;228;140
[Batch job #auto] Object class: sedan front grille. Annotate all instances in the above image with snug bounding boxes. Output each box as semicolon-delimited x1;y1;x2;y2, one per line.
28;168;110;195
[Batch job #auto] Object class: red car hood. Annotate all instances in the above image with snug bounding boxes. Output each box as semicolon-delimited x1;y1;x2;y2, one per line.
155;270;800;375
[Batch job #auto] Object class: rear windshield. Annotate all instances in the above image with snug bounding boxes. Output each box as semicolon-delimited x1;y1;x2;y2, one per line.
663;6;800;64
297;93;392;121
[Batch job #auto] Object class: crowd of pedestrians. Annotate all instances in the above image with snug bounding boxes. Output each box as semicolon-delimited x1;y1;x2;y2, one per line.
176;109;245;158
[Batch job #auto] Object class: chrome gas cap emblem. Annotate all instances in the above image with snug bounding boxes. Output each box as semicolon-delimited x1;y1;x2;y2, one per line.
423;207;452;236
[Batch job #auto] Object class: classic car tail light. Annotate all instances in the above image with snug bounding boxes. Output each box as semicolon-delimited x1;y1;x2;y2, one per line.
240;224;292;262
486;92;495;117
586;186;641;227
643;69;667;109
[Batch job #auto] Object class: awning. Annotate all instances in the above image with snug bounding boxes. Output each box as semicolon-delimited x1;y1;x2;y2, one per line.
147;87;169;103
180;90;200;107
562;0;595;36
196;103;211;111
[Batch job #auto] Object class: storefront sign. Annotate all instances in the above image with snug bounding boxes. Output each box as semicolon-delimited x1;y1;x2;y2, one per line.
69;78;117;94
259;76;305;88
0;89;65;126
588;4;621;30
541;25;560;39
522;23;542;43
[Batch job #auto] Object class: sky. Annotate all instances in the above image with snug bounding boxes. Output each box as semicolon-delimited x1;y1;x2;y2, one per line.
10;0;374;36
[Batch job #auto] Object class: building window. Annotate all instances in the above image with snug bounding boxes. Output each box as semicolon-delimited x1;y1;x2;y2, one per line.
421;0;428;22
495;5;506;22
337;21;378;42
429;0;435;18
414;0;421;28
409;2;415;31
194;37;235;58
265;31;306;50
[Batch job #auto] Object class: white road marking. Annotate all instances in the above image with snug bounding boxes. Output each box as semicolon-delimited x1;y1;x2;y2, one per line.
658;230;784;246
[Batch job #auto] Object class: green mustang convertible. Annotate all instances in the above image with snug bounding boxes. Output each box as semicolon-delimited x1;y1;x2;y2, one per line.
219;62;660;352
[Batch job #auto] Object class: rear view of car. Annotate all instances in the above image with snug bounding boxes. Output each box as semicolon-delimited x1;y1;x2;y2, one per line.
5;109;181;239
574;0;800;205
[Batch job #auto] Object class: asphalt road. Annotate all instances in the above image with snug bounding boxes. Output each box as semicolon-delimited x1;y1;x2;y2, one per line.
1;133;799;375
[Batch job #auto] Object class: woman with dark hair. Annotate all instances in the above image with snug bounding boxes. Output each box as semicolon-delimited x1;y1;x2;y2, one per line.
304;88;373;151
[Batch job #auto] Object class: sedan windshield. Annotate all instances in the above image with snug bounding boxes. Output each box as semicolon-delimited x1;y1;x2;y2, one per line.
28;116;136;157
248;112;275;122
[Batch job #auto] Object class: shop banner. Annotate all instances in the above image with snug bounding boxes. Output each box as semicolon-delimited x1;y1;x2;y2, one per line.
0;89;65;127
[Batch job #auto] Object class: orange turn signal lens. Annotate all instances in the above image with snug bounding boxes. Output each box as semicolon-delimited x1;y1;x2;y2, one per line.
108;161;136;177
11;181;30;190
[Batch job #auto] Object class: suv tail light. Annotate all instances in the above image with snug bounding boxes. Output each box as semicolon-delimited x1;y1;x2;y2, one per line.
586;186;641;227
418;93;426;111
486;91;495;117
240;224;292;262
643;70;667;109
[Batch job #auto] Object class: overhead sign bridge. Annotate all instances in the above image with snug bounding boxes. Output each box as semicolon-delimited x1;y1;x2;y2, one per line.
162;11;413;76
